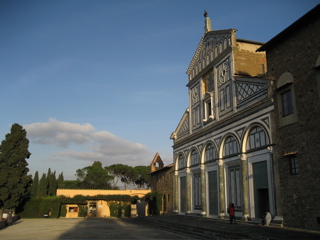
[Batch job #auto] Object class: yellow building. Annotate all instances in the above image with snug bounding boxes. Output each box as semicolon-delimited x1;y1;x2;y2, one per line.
56;189;151;218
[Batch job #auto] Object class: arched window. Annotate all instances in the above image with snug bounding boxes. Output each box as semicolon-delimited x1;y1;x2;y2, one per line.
246;126;269;150
223;136;239;157
191;149;200;166
205;143;217;162
178;154;185;169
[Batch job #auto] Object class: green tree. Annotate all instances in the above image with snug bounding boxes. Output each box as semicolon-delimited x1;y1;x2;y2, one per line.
38;173;47;197
47;169;56;196
133;166;151;190
0;123;32;211
30;171;39;198
63;180;81;189
57;172;65;189
76;161;114;189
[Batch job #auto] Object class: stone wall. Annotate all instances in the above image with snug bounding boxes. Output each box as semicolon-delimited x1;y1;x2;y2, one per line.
234;41;266;77
150;166;174;215
265;9;320;230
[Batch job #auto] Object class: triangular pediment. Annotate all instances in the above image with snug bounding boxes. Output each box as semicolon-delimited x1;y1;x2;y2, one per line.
187;29;237;76
171;109;190;140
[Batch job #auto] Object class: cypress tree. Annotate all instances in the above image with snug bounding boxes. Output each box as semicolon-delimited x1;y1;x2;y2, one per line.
57;172;65;189
38;173;47;197
46;168;51;191
0;123;32;210
48;170;56;196
30;171;39;198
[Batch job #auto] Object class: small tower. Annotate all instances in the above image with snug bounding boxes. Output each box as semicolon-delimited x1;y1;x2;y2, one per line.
150;153;164;172
204;10;212;33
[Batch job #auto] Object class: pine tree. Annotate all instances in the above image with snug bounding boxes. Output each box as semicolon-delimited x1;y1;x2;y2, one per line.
30;171;39;197
38;173;47;197
0;123;32;210
76;161;113;189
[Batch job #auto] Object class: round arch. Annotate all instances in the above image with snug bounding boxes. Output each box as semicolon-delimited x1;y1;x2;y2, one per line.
187;147;201;167
277;72;294;89
175;152;186;171
202;140;218;163
241;123;271;153
219;133;241;159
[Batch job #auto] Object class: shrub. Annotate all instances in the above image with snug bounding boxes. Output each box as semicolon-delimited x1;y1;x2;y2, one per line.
78;205;88;217
60;205;67;217
145;192;162;215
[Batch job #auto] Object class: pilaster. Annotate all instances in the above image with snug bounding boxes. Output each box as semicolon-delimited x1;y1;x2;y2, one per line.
186;168;191;214
218;159;225;218
240;154;249;220
173;171;179;214
201;164;206;216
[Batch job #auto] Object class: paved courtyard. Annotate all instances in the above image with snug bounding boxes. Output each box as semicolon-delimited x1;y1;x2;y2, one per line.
0;218;189;239
1;216;320;239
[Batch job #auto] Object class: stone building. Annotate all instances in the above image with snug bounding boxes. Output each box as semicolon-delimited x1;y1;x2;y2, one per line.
149;153;174;215
258;4;320;230
170;12;282;222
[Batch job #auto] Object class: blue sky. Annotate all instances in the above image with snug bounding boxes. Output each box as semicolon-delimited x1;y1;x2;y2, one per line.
1;0;319;180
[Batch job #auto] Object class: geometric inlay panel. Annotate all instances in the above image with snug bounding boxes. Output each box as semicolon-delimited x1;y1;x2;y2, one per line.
177;117;189;137
237;82;265;103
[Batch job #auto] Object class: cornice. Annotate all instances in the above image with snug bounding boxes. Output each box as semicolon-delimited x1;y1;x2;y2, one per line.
172;98;274;149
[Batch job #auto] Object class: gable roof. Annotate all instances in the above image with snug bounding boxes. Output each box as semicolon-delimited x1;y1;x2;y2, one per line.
258;4;320;51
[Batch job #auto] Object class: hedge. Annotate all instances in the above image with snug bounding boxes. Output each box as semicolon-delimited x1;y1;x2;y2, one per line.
21;195;140;218
107;201;131;218
60;195;140;204
20;196;61;218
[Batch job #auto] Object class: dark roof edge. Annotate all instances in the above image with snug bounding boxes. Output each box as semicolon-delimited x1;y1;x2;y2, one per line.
148;163;174;175
237;38;265;45
258;4;320;51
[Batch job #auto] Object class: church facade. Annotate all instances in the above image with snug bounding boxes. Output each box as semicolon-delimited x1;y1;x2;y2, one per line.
170;13;281;221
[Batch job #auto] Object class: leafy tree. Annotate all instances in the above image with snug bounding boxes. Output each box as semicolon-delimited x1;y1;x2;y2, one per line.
63;180;81;189
0;123;32;211
76;161;114;189
57;172;65;189
38;173;48;197
30;171;39;198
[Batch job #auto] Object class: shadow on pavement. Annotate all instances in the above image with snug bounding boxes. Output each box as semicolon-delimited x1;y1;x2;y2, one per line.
57;218;187;239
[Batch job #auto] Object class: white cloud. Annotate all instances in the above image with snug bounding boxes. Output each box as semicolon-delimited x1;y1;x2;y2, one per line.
92;131;149;155
24;119;94;147
24;119;154;167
